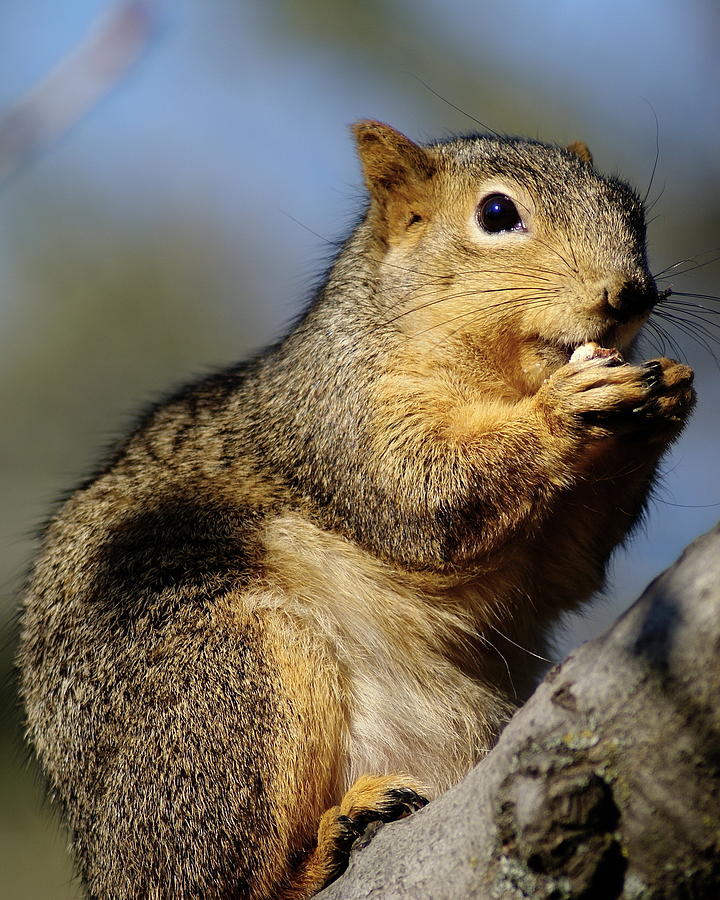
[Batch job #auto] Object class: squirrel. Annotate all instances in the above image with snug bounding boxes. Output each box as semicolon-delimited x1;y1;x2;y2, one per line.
18;121;695;899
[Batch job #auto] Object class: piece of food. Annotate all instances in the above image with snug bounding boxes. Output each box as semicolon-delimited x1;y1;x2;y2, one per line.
570;341;624;364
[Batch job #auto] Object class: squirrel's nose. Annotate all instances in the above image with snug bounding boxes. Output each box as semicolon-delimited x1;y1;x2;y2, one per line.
605;280;657;321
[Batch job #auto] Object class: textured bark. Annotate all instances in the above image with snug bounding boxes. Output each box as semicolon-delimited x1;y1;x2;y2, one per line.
317;523;720;899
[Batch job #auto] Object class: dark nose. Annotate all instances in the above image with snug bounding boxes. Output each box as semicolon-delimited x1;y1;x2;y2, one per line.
606;281;657;321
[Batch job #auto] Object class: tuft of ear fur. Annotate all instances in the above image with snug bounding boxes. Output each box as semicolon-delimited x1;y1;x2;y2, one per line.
352;121;435;242
566;140;593;165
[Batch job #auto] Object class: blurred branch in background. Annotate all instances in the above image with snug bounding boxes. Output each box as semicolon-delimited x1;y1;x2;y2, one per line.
0;0;160;184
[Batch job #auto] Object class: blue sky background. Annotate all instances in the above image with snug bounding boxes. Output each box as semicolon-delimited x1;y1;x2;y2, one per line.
1;2;718;893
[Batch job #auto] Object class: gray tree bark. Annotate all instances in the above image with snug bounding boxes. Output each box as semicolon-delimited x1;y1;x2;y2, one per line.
317;523;720;899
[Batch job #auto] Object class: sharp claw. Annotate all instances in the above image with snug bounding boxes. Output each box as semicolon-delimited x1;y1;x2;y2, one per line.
386;787;429;813
336;814;360;836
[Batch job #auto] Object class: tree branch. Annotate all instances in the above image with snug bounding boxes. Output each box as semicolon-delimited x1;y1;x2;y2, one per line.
318;523;720;899
0;1;159;183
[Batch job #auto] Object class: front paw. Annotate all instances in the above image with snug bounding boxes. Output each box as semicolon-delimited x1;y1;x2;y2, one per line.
631;358;696;435
541;355;695;441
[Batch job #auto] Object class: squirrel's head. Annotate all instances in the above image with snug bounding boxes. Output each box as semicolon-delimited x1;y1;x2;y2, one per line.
353;121;657;393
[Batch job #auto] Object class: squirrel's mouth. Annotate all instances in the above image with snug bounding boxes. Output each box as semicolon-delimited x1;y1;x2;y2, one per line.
521;331;625;389
519;321;642;392
536;340;591;369
554;341;619;365
543;324;630;366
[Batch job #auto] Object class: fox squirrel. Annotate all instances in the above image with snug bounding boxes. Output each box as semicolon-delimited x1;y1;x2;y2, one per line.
18;121;695;898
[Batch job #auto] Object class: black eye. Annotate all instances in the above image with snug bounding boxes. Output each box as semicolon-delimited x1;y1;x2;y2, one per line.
477;194;523;233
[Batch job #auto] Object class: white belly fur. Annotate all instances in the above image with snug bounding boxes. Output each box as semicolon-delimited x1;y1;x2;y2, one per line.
258;514;514;796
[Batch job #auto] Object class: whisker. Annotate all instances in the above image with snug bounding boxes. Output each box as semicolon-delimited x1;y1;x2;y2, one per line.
411;296;553;342
427;297;555;344
667;291;720;304
419;295;557;335
644;182;667;215
654;311;720;365
661;305;720;332
374;272;544;317
530;234;578;275
411;76;505;139
486;623;553;664
654;250;720;280
567;238;580;274
428;264;562;282
454;267;556;282
377;267;561;317
639;321;667;357
645;318;685;361
663;299;720;316
279;210;342;247
477;634;517;699
641;100;661;208
381;285;556;327
655;499;720;509
656;308;720;341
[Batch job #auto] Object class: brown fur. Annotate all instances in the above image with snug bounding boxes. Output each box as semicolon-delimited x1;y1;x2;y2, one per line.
18;121;695;898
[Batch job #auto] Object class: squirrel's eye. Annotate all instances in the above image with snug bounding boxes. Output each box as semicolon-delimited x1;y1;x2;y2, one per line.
477;194;523;233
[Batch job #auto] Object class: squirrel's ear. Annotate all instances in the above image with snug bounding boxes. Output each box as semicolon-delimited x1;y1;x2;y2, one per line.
352;121;435;196
566;141;593;165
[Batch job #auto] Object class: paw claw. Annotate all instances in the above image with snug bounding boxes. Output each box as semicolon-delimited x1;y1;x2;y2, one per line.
642;360;664;374
386;786;430;816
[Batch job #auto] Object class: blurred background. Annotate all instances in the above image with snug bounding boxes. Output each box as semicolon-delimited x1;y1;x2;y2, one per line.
0;0;718;895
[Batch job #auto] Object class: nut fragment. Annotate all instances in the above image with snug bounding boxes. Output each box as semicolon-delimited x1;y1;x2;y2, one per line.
570;342;623;364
